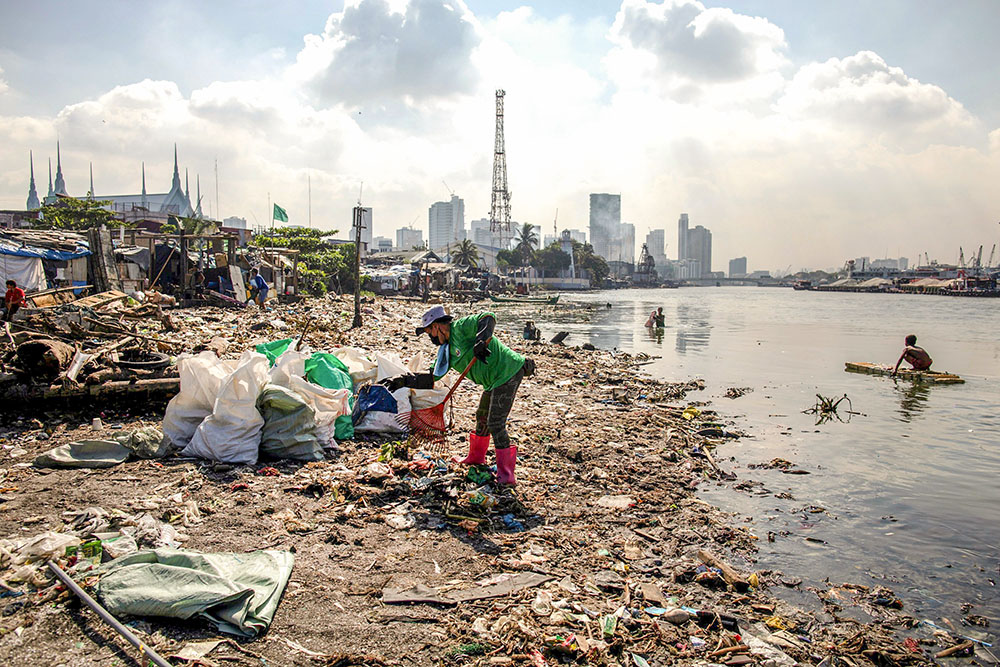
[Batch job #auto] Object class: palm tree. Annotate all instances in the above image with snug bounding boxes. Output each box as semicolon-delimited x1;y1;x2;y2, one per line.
515;223;538;258
451;238;480;268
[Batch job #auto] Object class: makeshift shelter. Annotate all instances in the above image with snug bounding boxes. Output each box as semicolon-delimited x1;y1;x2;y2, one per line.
0;229;91;292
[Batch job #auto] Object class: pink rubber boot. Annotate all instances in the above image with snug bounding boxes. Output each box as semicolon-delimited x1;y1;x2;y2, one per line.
453;432;489;465
495;447;517;486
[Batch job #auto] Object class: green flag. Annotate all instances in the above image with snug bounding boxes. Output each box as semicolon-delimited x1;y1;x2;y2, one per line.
273;203;288;223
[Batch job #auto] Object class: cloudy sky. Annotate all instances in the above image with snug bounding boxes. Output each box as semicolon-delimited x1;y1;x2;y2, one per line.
2;0;998;272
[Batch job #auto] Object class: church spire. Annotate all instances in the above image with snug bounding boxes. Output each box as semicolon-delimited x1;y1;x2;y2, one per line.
171;143;181;191
185;168;190;200
195;174;202;218
53;141;67;196
47;158;54;198
89;162;95;198
141;162;148;210
26;152;40;210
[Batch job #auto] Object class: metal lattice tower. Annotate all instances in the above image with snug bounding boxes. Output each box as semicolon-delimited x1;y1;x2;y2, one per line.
490;90;511;239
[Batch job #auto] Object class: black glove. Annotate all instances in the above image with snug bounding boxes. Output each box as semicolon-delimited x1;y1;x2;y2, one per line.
378;375;410;392
473;314;495;363
378;373;435;391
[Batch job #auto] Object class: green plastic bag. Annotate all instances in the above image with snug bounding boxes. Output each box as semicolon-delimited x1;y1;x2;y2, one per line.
255;339;294;366
302;353;355;441
303;353;352;389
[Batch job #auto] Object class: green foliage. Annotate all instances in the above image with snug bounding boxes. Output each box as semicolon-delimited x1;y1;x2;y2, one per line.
496;248;517;269
571;240;609;287
514;223;539;256
37;197;126;231
251;226;339;253
299;267;328;296
252;227;355;294
531;242;571;276
451;238;480;268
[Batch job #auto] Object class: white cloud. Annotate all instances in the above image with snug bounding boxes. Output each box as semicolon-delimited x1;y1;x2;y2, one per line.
0;66;8;94
293;0;482;108
608;0;789;103
776;51;980;150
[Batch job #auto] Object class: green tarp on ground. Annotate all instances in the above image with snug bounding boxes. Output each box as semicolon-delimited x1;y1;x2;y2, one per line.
95;548;294;637
257;384;323;461
33;428;169;469
33;440;130;469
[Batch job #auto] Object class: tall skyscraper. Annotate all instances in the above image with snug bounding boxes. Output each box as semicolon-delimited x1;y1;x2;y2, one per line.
677;213;689;261
687;225;712;277
729;257;747;278
428;195;465;251
589;193;620;260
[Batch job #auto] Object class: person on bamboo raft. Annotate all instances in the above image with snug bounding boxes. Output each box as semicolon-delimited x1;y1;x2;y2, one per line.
892;334;933;376
380;305;534;486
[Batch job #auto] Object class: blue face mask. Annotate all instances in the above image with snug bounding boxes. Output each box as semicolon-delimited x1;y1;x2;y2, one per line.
433;342;450;378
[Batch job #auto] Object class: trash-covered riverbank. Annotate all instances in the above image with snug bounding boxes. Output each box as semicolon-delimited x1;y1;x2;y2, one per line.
0;294;971;665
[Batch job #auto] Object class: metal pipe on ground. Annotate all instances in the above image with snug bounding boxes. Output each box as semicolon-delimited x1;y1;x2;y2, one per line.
47;561;172;667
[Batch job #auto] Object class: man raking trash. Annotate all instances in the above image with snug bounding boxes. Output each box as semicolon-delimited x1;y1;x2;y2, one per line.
381;306;534;487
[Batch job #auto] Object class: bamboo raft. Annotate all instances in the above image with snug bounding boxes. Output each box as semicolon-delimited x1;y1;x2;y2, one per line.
844;362;965;384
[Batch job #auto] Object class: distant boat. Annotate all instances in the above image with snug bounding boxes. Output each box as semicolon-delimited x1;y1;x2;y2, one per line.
844;362;964;384
489;294;560;305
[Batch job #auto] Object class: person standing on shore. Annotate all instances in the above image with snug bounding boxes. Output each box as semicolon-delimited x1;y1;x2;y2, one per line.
892;334;932;375
247;268;268;307
382;305;533;486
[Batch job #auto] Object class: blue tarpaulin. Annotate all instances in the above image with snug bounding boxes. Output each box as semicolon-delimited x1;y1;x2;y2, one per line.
0;237;91;261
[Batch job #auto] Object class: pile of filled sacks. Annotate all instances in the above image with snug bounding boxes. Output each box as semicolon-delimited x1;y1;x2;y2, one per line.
162;339;450;465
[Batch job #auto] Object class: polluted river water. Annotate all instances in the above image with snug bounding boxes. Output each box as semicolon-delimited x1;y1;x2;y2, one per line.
532;286;999;640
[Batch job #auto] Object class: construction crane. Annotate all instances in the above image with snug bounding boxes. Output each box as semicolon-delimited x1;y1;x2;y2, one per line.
552;208;558;240
974;244;984;273
987;244;996;269
958;247;965;268
637;243;655;279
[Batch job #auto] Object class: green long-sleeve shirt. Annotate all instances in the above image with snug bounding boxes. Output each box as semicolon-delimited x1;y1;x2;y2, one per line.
434;312;525;391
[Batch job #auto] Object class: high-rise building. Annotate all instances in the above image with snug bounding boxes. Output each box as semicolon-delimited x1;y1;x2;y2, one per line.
677;213;689;261
687;225;712;277
729;256;747;278
645;229;667;270
620;223;635;264
589;193;620;260
428;195;465;251
469;218;494;247
396;226;424;250
372;236;393;253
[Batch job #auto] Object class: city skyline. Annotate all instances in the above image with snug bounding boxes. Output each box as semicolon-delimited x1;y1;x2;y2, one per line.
2;1;999;268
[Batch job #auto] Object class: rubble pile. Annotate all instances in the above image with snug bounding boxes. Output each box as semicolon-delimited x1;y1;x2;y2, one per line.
0;295;981;665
